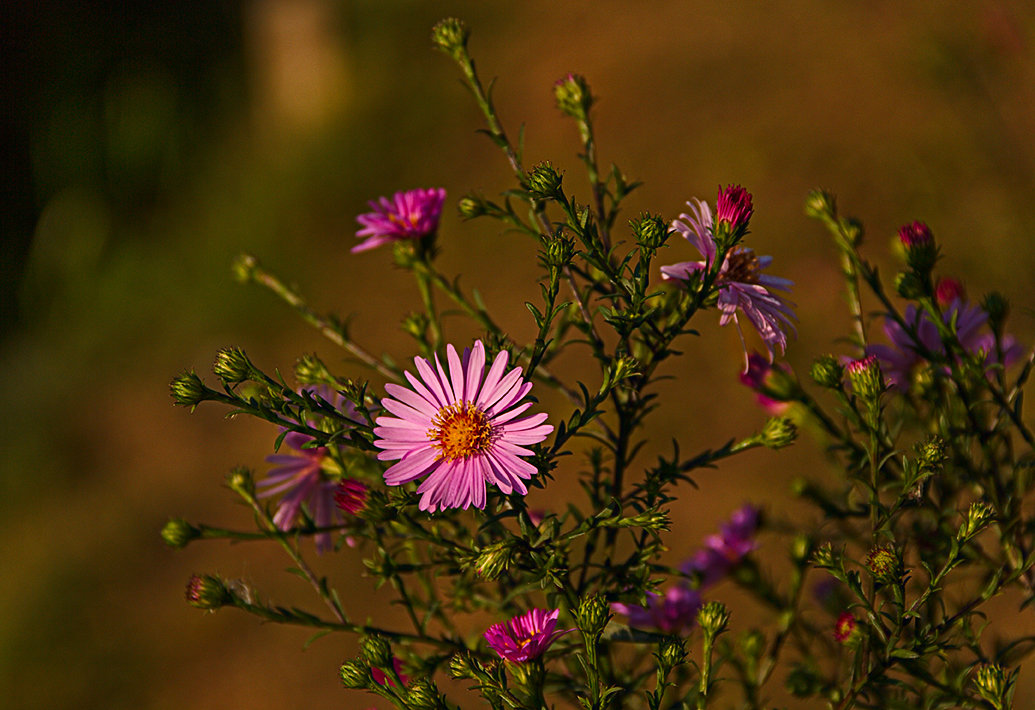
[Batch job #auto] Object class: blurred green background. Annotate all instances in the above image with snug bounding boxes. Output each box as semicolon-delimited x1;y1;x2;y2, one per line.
3;1;1035;708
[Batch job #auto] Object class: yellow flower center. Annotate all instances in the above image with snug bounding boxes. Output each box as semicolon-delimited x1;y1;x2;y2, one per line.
429;402;493;461
724;247;761;284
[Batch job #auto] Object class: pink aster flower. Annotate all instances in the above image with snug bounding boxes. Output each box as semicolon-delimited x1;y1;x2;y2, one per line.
374;340;554;512
661;190;795;366
612;585;702;634
484;608;572;662
739;351;792;415
352;187;447;253
256;389;363;553
715;183;754;236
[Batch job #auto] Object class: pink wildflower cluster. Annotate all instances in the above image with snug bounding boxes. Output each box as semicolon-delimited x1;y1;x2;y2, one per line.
612;505;760;633
866;278;1023;390
661;185;795;366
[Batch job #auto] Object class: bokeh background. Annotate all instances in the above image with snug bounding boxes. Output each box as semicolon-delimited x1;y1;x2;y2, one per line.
4;1;1035;708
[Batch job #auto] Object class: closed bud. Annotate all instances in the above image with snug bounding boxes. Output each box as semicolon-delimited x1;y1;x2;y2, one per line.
631;213;669;251
402;312;430;341
361;634;394;669
811;542;838;570
894;271;924;300
790;533;813;565
715;185;754;244
697;601;731;638
865;544;901;584
656;636;686;673
974;663;1013;709
841;217;864;247
846;355;883;401
897;221;938;273
762;416;797;450
406;677;443;710
185;574;232;610
448;653;483;680
231;253;258;283
294;353;333;385
430;18;468;61
170;370;208;409
576;594;611;637
526;162;564;201
606;356;641;390
982;291;1009;335
553;72;594;120
468;539;515;581
622;508;670;532
213;346;252;384
917;436;947;473
161;518;200;549
457;194;487;219
810;355;843;389
339;659;371;689
958;501;995;542
543;233;576;268
226;466;255;498
804;189;834;220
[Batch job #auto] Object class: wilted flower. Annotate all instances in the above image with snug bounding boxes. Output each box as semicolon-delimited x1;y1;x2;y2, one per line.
373;340;553;512
612;586;702;634
661;190;795;366
681;504;761;588
484;608;571;662
352;188;447;253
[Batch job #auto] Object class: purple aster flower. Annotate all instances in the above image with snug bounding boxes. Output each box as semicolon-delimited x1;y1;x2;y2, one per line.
612;585;702;634
660;192;795;367
681;504;760;588
373;340;554;513
352;187;447;253
484;608;572;662
256;388;361;553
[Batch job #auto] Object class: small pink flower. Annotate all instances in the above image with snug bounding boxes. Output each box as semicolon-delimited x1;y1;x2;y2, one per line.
484;608;572;662
371;657;408;687
897;220;933;247
373;340;553;512
715;184;754;235
612;586;702;634
352;188;447;253
834;612;857;643
661;191;795;366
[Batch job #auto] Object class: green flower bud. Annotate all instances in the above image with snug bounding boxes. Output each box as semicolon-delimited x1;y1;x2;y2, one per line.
804;189;835;220
468;539;515;581
894;270;925;300
656;636;686;673
405;678;442;709
226;466;255;498
917;436;948;473
161;518;200;550
958;501;995;542
526;162;564;201
697;600;730;638
811;542;838;570
185;574;232;610
543;233;576;268
457;194;487;220
231;253;258;283
846;355;884;401
401;312;430;341
213;346;252;384
339;659;371;689
809;355;844;389
974;663;1013;710
790;533;813;565
170;370;208;409
294;353;333;386
576;594;611;637
841;217;864;247
762;416;797;450
865;544;901;584
430;18;469;61
630;213;669;251
361;634;394;669
553;72;594;120
448;653;481;680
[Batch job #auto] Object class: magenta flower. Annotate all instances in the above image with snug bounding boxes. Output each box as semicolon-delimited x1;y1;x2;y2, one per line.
484;608;571;662
335;478;368;514
661;191;795;365
739;351;791;415
371;657;409;688
612;585;702;634
715;184;754;236
352;187;447;253
897;220;933;247
681;504;760;588
373;340;553;512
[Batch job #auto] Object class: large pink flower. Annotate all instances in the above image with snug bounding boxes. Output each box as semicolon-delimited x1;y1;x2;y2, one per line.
373;340;553;512
484;608;572;662
352;187;447;253
661;189;795;365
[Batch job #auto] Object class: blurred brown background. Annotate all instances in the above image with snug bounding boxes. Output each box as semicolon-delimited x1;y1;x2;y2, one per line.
3;1;1035;708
